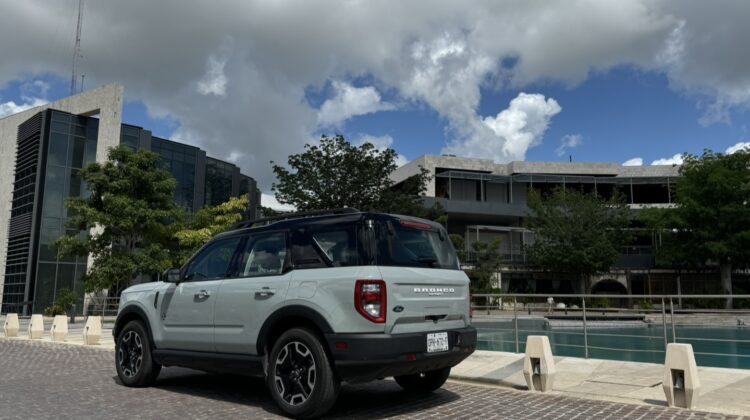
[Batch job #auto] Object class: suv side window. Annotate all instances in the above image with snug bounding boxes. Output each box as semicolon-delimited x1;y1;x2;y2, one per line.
311;228;359;267
184;237;242;281
239;232;288;277
291;224;361;269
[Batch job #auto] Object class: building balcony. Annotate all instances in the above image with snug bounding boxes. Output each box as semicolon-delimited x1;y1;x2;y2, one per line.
424;197;528;218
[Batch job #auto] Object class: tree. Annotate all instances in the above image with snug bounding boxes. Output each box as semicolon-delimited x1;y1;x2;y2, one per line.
449;234;466;262
643;150;750;307
271;135;430;215
525;187;631;293
467;238;504;294
172;194;249;265
55;146;181;294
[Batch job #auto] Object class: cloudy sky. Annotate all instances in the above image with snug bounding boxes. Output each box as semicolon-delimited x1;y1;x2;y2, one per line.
1;0;750;206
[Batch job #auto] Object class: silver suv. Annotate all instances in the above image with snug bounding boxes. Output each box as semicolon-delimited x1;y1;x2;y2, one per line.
114;209;476;418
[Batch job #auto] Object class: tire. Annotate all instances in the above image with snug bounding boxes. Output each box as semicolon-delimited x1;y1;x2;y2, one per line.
394;367;451;393
266;328;340;419
115;320;161;387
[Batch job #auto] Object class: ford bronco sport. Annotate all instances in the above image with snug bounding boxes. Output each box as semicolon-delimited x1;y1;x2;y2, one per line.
114;209;476;418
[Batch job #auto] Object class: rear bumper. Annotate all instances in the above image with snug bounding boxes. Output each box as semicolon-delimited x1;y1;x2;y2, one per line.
325;327;476;383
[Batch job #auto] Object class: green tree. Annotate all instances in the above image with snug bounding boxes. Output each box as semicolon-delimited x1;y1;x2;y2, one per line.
449;234;466;261
271;135;430;215
467;238;504;294
525;187;631;292
55;146;181;294
44;288;80;316
55;288;79;312
172;194;249;265
643;149;750;307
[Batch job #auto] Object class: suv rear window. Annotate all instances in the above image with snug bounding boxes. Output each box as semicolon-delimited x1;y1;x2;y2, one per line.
375;220;459;270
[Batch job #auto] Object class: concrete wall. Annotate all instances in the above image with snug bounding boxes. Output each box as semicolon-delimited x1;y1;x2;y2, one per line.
390;155;680;201
0;84;124;304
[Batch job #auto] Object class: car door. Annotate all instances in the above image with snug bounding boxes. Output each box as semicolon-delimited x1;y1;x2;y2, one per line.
160;236;243;352
213;231;292;354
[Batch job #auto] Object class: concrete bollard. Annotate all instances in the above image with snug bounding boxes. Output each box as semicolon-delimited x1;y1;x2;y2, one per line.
50;315;68;342
82;316;102;345
28;314;44;339
3;313;20;337
663;343;700;409
523;335;556;392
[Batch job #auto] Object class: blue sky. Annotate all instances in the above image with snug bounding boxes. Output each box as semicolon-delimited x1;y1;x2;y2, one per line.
2;0;750;196
317;67;750;165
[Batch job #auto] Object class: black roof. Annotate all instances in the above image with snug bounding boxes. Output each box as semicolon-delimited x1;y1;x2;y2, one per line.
216;208;442;239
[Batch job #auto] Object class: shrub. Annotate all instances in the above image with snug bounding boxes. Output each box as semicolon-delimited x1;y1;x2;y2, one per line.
588;297;610;309
55;288;79;312
637;299;654;310
44;305;66;317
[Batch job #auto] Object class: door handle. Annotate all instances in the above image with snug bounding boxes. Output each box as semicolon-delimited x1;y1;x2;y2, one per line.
255;287;276;297
194;290;211;299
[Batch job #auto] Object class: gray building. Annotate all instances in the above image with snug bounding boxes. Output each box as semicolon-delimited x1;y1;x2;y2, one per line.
0;85;259;314
391;155;693;295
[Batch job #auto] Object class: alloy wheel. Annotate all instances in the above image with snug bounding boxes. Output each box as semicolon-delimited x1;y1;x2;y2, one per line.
118;330;143;378
274;341;317;406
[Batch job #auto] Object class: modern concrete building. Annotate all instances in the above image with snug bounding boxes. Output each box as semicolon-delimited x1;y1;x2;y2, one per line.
0;84;259;314
391;155;702;295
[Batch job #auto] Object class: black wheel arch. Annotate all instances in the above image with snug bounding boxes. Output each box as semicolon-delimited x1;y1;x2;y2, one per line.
113;305;156;348
257;305;334;355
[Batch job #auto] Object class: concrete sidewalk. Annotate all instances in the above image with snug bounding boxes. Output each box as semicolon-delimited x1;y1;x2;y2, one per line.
450;350;750;416
2;316;115;350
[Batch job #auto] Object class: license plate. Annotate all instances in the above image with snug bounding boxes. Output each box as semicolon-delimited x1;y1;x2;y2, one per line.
427;332;449;353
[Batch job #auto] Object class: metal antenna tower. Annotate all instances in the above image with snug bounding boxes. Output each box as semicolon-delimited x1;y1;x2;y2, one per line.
70;0;84;95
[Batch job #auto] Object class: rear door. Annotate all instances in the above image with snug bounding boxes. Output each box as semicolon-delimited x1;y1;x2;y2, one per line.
160;236;243;352
213;231;292;354
374;218;471;335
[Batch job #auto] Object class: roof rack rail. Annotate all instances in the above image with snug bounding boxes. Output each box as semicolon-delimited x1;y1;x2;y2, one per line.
230;207;361;230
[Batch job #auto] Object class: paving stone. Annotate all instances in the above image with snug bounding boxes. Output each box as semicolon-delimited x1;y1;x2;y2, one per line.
0;338;745;420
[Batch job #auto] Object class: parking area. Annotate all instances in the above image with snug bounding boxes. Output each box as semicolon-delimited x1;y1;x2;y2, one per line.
0;339;743;420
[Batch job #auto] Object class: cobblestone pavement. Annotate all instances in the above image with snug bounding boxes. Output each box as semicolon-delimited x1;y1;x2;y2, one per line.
0;339;744;420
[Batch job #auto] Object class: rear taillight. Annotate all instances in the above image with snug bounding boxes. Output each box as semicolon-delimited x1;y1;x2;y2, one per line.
355;280;386;323
469;292;474;319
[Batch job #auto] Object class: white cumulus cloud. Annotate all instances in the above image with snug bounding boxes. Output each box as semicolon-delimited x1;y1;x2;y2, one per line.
196;38;233;96
622;157;644;166
317;81;394;127
651;153;684;165
2;0;750;189
0;97;47;118
726;142;750;154
0;79;49;118
555;134;583;157
442;92;561;161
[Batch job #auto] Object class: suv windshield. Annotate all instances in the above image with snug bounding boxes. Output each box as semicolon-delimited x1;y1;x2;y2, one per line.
374;219;459;270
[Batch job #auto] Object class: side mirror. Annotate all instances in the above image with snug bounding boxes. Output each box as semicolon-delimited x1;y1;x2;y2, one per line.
163;268;181;283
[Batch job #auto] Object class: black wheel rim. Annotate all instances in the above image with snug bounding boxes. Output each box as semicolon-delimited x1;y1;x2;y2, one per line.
118;330;143;378
274;341;316;406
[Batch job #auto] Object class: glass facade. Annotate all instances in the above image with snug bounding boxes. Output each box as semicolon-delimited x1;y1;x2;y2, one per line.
35;111;96;312
204;157;236;207
151;137;199;213
120;124;141;150
1;109;259;314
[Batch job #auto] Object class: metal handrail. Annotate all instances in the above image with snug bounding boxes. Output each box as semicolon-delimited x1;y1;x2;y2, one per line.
472;293;750;299
471;293;750;369
85;296;121;317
